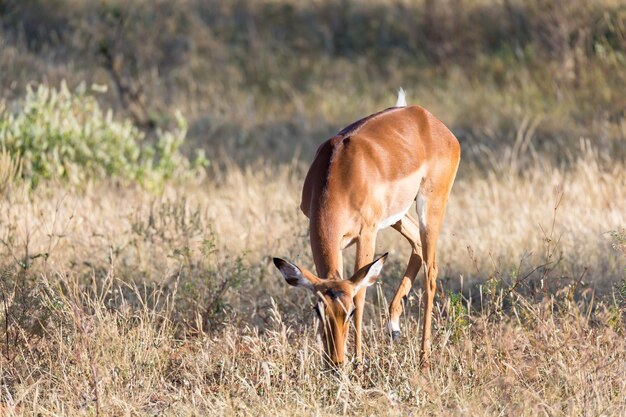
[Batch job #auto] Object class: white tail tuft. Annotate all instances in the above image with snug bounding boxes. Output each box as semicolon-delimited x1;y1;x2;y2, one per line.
395;88;407;107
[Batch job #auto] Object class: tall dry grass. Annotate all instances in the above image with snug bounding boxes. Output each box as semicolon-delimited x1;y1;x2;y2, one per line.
2;285;625;416
0;146;624;415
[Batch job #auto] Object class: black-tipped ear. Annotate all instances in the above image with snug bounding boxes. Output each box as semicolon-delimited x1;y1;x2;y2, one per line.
273;257;315;290
350;252;388;293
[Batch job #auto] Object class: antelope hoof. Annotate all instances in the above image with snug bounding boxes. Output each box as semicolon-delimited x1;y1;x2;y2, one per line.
353;358;368;371
385;320;401;340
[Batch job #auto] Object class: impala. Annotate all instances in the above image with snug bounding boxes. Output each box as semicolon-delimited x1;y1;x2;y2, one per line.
273;89;460;367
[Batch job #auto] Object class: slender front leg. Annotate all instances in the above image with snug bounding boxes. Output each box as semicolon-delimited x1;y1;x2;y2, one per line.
353;233;376;362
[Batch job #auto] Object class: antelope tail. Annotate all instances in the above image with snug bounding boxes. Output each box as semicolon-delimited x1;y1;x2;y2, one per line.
395;88;407;107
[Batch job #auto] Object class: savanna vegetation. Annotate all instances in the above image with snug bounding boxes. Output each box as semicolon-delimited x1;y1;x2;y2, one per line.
0;0;625;415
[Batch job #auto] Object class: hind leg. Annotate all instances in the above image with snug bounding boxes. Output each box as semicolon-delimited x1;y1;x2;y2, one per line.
386;214;422;339
417;184;452;368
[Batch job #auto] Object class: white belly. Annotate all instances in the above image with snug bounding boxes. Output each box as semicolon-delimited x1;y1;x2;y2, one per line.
377;202;413;230
376;166;425;230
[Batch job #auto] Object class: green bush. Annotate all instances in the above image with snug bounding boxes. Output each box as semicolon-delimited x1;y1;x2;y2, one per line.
0;81;207;189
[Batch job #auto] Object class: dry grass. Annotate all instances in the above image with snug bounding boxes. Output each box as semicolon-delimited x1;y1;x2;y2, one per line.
3;290;625;416
0;148;624;416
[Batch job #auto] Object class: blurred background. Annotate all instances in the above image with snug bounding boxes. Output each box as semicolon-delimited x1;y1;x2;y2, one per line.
1;0;624;169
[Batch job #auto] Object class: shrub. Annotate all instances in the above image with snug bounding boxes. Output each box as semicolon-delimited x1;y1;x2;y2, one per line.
0;81;207;189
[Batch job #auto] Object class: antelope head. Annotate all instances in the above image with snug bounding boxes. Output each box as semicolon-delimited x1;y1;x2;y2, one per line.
273;253;387;365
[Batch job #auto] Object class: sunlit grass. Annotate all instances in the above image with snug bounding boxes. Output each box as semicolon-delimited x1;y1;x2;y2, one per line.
0;149;624;415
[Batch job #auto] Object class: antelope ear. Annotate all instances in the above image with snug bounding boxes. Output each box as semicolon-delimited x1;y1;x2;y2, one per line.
273;257;320;291
349;253;388;294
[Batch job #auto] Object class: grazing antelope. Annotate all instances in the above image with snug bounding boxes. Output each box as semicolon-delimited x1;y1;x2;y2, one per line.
273;89;460;367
